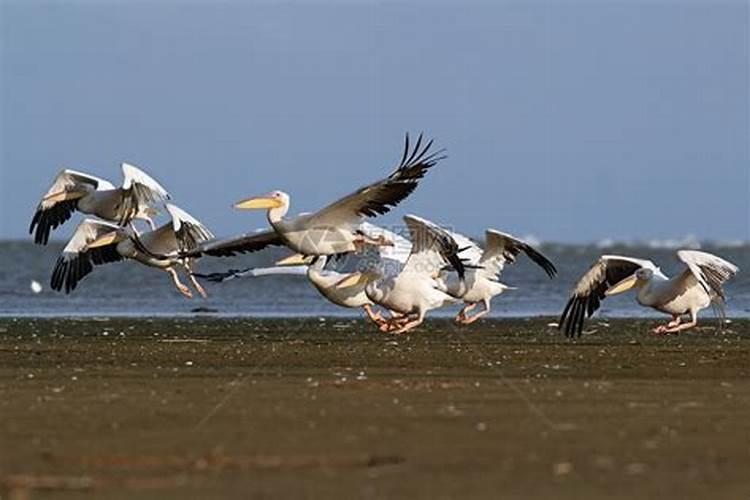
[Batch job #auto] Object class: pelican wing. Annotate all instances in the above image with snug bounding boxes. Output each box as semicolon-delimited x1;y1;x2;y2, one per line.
358;221;412;266
50;219;124;293
676;250;739;301
402;215;465;280
165;204;214;253
30;169;115;245
478;230;557;280
445;230;484;267
117;163;171;225
559;255;654;337
307;133;445;227
184;229;284;258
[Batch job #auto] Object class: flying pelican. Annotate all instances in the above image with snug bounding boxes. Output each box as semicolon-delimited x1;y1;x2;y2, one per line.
193;222;413;326
336;215;466;334
50;203;213;298
440;230;557;324
30;163;170;244
192;133;444;259
559;250;739;337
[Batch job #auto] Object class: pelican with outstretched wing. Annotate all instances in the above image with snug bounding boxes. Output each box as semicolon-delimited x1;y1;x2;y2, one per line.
217;133;443;258
559;250;739;337
50;204;213;298
193;222;413;326
336;215;466;334
30;163;170;244
441;230;557;324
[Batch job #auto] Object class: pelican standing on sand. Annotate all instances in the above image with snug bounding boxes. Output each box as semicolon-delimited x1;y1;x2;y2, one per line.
30;163;170;244
441;230;557;324
337;215;466;334
194;133;444;258
559;250;739;337
50;204;213;298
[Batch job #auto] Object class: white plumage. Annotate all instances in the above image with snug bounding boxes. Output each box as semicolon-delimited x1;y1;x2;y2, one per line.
346;215;466;334
211;133;443;258
560;250;739;336
30;163;170;244
194;223;413;325
441;229;557;324
50;203;213;298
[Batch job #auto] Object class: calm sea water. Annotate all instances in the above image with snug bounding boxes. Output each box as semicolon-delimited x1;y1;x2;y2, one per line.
1;240;748;319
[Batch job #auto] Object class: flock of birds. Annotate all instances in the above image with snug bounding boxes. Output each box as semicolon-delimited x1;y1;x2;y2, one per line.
30;133;739;335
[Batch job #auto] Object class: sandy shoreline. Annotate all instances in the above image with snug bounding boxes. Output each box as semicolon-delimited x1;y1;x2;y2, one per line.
1;318;749;499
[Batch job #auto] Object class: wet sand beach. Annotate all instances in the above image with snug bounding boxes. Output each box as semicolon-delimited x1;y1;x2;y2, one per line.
1;317;749;499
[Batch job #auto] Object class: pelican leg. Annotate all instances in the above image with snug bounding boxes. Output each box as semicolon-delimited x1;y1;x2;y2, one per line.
353;237;366;254
461;299;491;325
372;234;394;247
663;312;698;334
167;267;193;298
379;314;411;333
188;272;208;299
653;315;681;334
363;304;386;326
183;261;208;298
455;303;477;323
353;234;394;253
379;316;401;333
392;311;425;334
377;310;406;331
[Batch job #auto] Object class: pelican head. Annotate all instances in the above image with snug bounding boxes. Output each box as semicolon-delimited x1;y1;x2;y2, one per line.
234;191;289;210
605;268;652;296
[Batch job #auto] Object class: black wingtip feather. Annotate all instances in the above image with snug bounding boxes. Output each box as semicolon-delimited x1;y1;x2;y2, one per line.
30;199;78;245
400;133;410;167
521;243;557;279
405;133;423;166
50;243;123;294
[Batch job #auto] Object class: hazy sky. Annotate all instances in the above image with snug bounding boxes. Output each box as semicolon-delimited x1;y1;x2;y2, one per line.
1;0;748;243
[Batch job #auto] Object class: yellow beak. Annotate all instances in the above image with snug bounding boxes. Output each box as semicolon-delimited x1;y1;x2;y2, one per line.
88;231;120;249
276;253;314;266
234;196;283;210
605;274;639;296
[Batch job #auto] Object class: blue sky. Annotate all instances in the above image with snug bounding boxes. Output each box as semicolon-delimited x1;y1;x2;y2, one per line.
1;0;748;243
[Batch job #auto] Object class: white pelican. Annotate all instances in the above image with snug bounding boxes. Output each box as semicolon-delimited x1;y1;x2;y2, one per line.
198;256;388;325
30;163;170;244
299;255;386;324
336;215;466;334
440;230;557;324
50;204;213;298
207;133;444;258
193;223;413;326
559;250;739;337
